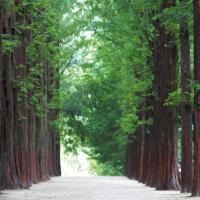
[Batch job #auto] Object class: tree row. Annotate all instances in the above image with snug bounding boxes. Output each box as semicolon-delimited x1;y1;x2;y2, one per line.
0;0;62;190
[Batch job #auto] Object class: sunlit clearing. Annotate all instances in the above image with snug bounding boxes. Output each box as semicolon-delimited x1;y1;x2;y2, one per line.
61;146;93;177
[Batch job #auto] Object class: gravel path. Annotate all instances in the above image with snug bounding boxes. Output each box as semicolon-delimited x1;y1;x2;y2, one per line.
0;176;198;200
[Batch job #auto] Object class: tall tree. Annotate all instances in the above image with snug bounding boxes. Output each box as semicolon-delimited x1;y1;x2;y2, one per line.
0;1;19;189
152;0;180;190
180;0;193;193
192;0;200;196
0;0;62;190
0;0;3;191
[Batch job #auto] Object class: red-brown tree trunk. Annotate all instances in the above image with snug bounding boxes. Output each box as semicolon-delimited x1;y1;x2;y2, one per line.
152;0;180;190
180;0;193;193
125;135;135;178
142;96;153;184
14;0;31;188
0;1;19;189
0;0;61;190
192;0;200;196
138;105;146;182
0;1;3;191
126;134;137;179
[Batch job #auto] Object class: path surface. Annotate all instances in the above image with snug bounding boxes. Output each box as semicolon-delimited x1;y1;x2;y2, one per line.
0;176;197;200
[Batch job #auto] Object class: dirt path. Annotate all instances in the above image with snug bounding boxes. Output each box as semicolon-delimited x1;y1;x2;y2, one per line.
0;176;197;200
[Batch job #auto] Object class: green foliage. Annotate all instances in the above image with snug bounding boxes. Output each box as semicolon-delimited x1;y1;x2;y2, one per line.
11;0;192;175
2;34;19;54
11;0;66;118
164;89;181;107
57;0;154;175
153;1;193;33
89;159;123;176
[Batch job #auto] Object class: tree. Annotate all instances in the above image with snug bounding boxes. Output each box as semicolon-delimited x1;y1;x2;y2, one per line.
0;0;63;190
180;0;193;193
151;0;180;190
192;0;200;196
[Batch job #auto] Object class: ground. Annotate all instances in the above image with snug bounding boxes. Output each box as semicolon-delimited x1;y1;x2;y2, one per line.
0;176;198;200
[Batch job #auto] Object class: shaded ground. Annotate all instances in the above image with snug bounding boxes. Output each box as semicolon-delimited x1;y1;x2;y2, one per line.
0;176;198;200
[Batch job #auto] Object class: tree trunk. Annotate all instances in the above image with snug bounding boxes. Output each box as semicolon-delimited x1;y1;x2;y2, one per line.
192;0;200;196
180;0;193;193
1;1;19;189
152;0;180;190
138;104;146;182
125;135;134;178
0;0;61;190
0;1;3;191
14;0;31;188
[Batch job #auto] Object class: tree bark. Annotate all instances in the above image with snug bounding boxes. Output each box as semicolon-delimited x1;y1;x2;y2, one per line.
192;0;200;196
180;0;193;193
0;1;19;189
152;0;180;190
0;0;61;190
0;1;3;191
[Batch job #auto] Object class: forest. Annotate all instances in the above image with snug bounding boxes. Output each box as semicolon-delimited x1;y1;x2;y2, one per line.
1;0;200;198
